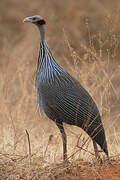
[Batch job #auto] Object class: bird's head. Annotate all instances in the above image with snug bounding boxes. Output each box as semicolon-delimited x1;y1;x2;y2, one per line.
23;15;46;40
23;15;46;26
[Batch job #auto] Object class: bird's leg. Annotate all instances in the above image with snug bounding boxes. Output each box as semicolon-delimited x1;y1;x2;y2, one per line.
106;152;110;161
93;141;111;165
93;140;100;160
56;122;67;161
103;140;110;161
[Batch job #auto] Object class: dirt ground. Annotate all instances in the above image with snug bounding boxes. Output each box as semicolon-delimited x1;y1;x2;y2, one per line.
0;157;120;179
49;161;120;180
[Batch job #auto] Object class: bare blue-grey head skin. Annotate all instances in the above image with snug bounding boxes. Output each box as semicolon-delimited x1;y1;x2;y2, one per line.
24;15;46;40
23;15;109;162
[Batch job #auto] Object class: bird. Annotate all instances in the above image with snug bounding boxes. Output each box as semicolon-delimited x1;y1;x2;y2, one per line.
23;15;109;161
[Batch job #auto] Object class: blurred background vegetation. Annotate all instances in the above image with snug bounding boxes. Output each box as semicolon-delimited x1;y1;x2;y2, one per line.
1;0;120;66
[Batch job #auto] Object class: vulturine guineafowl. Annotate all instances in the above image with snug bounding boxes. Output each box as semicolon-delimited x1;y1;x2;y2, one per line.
23;15;109;161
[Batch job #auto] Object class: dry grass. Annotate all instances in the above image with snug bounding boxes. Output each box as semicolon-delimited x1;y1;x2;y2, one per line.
0;0;120;179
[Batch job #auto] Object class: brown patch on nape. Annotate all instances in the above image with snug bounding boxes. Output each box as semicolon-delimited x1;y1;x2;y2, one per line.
38;19;46;25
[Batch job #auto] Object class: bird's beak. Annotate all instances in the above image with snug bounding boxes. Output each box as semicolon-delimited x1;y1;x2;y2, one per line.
23;17;32;23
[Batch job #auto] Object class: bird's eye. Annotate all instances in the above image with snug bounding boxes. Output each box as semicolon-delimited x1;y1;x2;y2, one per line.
33;17;36;20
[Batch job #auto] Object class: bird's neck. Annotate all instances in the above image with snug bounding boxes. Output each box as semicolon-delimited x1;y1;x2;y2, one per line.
36;40;69;87
39;25;45;41
37;41;59;74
